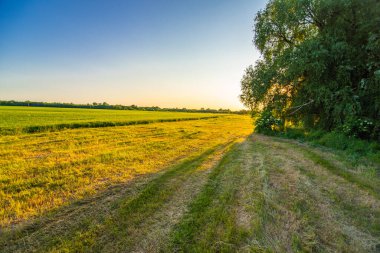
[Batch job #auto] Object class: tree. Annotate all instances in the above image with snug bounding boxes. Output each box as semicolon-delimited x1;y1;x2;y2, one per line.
241;0;380;140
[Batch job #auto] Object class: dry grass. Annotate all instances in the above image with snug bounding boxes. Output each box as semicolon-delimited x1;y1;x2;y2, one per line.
1;114;379;252
129;143;234;253
252;134;380;252
0;115;252;227
167;134;379;252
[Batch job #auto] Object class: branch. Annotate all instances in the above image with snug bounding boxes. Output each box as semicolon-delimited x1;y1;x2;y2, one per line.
287;100;314;115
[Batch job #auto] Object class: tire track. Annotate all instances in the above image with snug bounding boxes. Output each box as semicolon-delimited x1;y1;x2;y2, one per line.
129;142;234;253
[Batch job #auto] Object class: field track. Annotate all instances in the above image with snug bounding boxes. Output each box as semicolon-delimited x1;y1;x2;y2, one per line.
1;131;379;252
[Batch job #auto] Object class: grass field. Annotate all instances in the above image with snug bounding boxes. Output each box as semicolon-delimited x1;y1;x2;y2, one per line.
0;106;218;134
1;107;379;252
0;110;251;227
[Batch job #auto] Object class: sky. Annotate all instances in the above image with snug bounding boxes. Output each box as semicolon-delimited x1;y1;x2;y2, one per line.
0;0;266;110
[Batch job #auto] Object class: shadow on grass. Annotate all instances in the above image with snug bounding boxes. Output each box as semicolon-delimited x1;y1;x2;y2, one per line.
0;142;229;252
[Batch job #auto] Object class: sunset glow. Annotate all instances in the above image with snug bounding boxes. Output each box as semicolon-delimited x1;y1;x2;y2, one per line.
0;0;266;109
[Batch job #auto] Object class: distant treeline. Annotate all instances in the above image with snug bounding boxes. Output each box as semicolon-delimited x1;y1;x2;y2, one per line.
0;100;249;114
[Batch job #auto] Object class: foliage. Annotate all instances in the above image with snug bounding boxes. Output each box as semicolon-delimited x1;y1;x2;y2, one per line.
254;109;283;134
241;0;380;140
342;118;375;139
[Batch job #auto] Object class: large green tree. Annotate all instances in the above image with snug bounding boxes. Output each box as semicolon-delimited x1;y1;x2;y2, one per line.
241;0;380;140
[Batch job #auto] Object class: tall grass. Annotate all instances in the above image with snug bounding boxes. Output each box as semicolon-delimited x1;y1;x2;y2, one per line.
268;128;380;164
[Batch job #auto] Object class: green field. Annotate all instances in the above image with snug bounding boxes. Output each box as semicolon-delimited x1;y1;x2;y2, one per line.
0;107;379;252
0;106;218;134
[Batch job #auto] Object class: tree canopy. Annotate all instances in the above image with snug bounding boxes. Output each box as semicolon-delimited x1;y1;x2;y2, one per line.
241;0;380;140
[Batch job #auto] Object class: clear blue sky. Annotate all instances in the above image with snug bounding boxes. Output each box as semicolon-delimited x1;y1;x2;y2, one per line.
0;0;266;109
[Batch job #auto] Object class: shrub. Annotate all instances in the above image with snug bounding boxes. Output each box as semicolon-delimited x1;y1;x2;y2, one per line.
342;118;375;139
254;110;283;134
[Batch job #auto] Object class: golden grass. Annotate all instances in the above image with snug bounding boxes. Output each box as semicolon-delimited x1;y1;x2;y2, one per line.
0;115;252;227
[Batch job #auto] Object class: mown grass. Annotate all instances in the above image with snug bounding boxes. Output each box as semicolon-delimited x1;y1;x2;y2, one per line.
2;133;379;252
167;135;380;252
255;135;380;252
168;143;241;252
62;143;231;252
1;128;247;253
2;107;379;252
301;149;380;198
0;106;220;134
271;135;380;199
0;115;252;227
167;138;266;252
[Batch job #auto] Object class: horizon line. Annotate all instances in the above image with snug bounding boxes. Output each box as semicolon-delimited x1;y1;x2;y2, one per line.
0;99;248;112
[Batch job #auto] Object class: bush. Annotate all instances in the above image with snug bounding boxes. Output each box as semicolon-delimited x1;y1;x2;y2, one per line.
342;118;375;139
254;110;283;134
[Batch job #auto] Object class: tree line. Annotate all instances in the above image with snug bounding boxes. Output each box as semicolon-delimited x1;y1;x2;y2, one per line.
240;0;379;141
0;100;249;114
